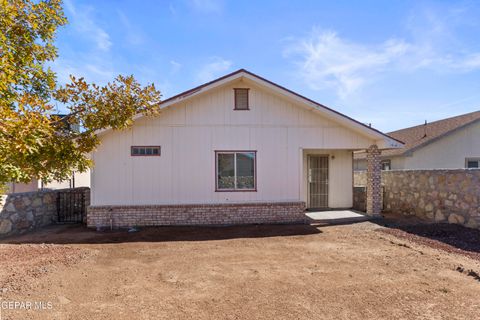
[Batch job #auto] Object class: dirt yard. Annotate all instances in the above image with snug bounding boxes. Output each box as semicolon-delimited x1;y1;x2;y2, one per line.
0;222;479;320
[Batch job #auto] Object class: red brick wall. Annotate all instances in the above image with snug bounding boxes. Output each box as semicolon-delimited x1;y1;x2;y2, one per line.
87;202;306;228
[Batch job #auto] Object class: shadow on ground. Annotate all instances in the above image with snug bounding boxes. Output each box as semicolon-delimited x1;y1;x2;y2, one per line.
0;223;322;245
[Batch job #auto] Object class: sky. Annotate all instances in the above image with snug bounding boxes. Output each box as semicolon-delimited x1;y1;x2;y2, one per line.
53;0;480;132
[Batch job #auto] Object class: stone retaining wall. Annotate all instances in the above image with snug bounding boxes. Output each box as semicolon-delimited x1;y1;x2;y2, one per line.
353;187;366;212
353;171;367;186
87;202;307;228
354;170;480;229
0;187;90;237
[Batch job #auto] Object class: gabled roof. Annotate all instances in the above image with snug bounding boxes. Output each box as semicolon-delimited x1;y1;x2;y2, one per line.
100;69;403;148
355;110;480;159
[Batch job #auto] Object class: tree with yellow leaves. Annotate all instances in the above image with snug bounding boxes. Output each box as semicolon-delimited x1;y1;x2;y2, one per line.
0;0;161;187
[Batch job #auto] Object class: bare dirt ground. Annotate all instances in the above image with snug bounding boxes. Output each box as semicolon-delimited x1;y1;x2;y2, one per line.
0;222;479;320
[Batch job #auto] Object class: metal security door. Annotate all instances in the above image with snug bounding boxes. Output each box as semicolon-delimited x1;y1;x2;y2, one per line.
57;190;85;223
307;155;329;209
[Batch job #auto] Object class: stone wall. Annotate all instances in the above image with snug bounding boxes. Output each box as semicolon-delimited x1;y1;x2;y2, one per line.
354;170;480;229
0;187;90;237
87;202;307;228
353;187;366;212
353;171;367;186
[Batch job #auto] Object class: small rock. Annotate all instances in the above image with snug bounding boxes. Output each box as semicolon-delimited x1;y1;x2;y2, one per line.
22;196;31;207
26;211;34;222
466;219;478;229
425;210;434;220
43;193;54;204
57;296;71;305
448;214;465;225
15;219;30;230
4;202;15;212
13;197;26;210
31;197;43;208
434;210;445;222
0;220;12;234
9;213;19;222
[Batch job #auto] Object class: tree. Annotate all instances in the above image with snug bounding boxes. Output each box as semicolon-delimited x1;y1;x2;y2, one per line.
0;0;161;186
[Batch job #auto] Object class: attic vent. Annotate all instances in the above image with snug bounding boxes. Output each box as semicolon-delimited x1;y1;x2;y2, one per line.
234;88;249;110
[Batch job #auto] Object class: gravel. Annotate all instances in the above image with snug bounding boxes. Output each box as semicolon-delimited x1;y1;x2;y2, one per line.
378;223;480;261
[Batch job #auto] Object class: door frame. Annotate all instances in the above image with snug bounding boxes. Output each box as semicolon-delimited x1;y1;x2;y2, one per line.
306;154;330;210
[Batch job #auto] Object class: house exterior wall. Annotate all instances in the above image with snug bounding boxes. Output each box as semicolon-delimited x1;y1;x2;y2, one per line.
390;157;406;169
91;80;375;212
403;121;480;169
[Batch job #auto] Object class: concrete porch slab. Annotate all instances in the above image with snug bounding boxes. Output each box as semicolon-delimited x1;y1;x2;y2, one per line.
306;210;371;224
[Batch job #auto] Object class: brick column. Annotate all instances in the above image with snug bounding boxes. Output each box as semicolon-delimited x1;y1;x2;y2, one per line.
366;144;382;216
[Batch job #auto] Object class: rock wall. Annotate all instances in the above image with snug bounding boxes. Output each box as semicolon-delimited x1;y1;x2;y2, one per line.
354;170;480;229
353;171;367;186
0;187;90;237
353;187;366;212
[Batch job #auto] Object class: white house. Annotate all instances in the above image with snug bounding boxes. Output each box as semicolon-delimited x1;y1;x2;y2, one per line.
354;111;480;170
87;69;402;227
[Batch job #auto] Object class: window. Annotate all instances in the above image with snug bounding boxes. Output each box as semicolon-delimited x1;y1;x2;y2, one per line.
216;151;256;191
466;158;480;168
131;146;161;156
381;159;391;171
234;88;249;110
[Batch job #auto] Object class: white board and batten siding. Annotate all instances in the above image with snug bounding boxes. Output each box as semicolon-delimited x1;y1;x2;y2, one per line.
91;79;377;208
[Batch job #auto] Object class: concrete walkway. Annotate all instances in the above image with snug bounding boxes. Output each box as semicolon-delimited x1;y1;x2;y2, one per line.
306;210;371;224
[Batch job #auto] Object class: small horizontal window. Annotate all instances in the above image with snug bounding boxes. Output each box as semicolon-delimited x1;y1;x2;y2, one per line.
466;158;480;168
131;146;161;156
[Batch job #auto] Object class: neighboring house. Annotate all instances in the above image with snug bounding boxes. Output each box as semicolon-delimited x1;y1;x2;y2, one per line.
354;111;480;170
6;170;90;194
87;69;402;228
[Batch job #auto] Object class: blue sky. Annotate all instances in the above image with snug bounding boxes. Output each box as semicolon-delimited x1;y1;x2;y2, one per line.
53;0;480;132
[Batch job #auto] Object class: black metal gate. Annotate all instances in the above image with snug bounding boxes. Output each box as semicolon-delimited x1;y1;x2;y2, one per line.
57;190;85;223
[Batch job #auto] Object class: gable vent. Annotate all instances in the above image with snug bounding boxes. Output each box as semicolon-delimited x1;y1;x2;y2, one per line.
234;88;249;110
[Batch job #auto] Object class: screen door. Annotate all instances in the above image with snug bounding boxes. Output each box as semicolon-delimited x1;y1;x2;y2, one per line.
307;155;329;209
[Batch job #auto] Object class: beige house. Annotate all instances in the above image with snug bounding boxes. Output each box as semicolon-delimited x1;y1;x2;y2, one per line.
88;69;402;227
354;111;480;170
